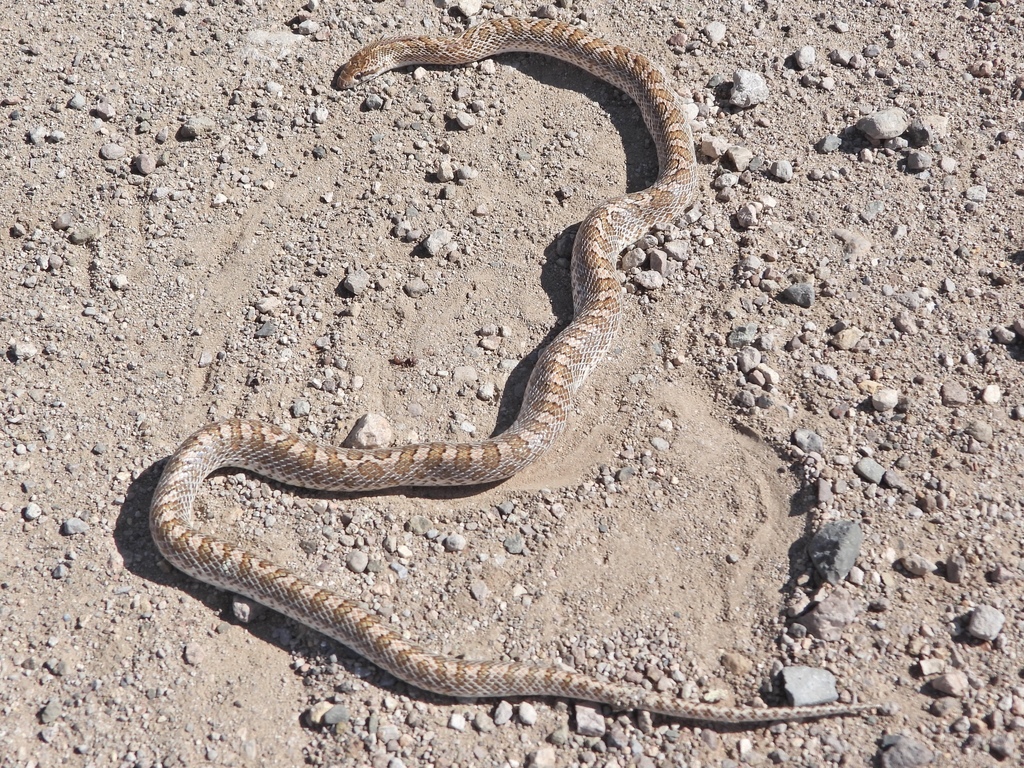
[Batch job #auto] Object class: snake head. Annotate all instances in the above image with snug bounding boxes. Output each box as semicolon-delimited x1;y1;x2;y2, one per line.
332;46;388;90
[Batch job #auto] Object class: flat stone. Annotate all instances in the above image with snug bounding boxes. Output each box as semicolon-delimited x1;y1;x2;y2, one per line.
99;143;126;160
880;735;936;768
343;413;393;448
178;115;217;140
857;107;909;141
779;282;814;308
60;518;89;536
931;670;969;697
940;380;971;406
781;666;838;706
901;554;934;577
853;457;885;485
808;520;863;585
574;703;605;736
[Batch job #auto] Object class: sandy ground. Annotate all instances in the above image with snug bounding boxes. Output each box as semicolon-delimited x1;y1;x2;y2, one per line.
2;0;1023;766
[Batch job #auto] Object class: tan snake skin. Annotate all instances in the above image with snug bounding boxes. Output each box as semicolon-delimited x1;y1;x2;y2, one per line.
150;17;881;724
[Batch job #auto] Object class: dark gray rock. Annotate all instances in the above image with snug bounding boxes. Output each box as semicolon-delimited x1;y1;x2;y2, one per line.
808;520;863;584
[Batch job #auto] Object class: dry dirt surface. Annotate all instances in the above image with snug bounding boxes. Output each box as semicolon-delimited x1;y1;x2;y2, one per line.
2;0;1024;766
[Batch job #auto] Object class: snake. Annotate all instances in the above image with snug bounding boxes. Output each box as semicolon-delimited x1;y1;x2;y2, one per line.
150;16;881;724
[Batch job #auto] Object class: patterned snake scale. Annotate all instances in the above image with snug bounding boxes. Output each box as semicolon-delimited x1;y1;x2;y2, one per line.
151;17;882;724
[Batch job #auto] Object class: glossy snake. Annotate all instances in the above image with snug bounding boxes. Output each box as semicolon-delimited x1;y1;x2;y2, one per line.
150;17;880;724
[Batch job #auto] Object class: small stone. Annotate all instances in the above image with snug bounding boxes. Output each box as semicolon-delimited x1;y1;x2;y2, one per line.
291;399;311;418
9;341;39;362
964;420;992;444
22;503;42;521
343;269;370;295
60;518;89;536
728;323;758;348
574;703;605;736
178;115;217;140
528;747;557;768
448;713;466;731
808;520;863;585
736;346;761;374
871;388;900;412
67;93;86;110
469;581;489;601
346;550;369;573
454;0;482;15
93;99;116;121
131;153;157;175
857;107;909;141
967;604;1005;641
940;380;971;406
503;534;524;555
68;224;99;245
307;701;334;726
730;69;770;107
493;701;513;725
518;702;538;726
965;185;988;204
423;228;452;257
853;456;885;485
254;320;276;338
721;651;752;676
454;112;476;130
792;428;824;454
880;735;936;768
793;46;816;70
362;93;384;111
901;554;934;577
779;282;814;308
406;515;431;535
443;533;467;552
817;134;842;153
344;413;393;448
403;277;429;298
99;143;126;160
109;274;129;291
931;670;970;698
981;384;1001;404
800;594;861;641
323;704;349;725
831;327;863;350
703;21;726;43
634;270;664;291
946;554;966;583
769;159;794;182
906;151;932;171
918;658;945;676
781;666;838;706
183;642;204;666
990;734;1015;761
38;699;61;724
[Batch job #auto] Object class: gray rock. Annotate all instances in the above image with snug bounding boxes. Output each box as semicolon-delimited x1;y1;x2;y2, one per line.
817;134;842;153
422;228;452;257
856;108;910;141
792;428;824;454
730;70;770;107
808;520;863;585
343;268;370;295
727;323;758;348
871;388;900;412
736;346;761;374
574;703;605;736
362;93;384;111
132;153;157;176
880;735;935;768
178;115;217;140
781;666;838;706
931;670;969;697
906;151;932;171
906;115;949;147
946;554;966;583
290;399;310;417
60;518;89;536
406;515;431;535
940;380;971;406
965;420;992;443
793;46;816;70
99;143;126;160
443;533;467;552
779;282;814;308
403;277;429;298
901;554;934;577
853;457;885;485
769;159;794;182
800;594;861;640
503;534;524;555
967;604;1005;640
344;413;393;448
346;550;368;573
323;704;349;725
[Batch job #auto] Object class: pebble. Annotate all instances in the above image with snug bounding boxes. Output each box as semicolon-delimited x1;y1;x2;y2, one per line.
817;134;842;153
853;456;885;485
792;428;823;454
793;46;816;70
779;282;814;308
423;228;452;257
469;581;488;601
964;419;992;444
454;112;476;130
403;277;429;298
650;436;670;451
343;268;370;295
93;99;116;121
940;380;971;406
736;346;761;373
965;185;987;203
528;747;557;768
443;533;466;552
362;93;384;111
518;702;538;725
22;503;42;521
132;153;157;175
574;703;605;736
799;594;861;641
946;554;966;583
406;515;431;535
493;701;513;725
879;735;936;768
781;666;838;706
231;596;263;623
323;704;348;725
346;550;368;573
68;224;99;245
454;0;482;15
856;108;909;141
807;520;863;585
9;341;38;362
503;534;524;555
703;21;727;44
67;93;86;110
343;413;393;448
728;323;758;348
769;159;794;182
448;713;466;731
178;115;216;140
291;399;310;418
60;518;89;536
110;274;129;291
634;270;664;291
99;143;126;160
831;327;863;350
871;388;900;412
931;670;969;697
906;114;949;146
981;384;1001;403
307;700;334;726
967;604;1005;640
906;151;932;171
730;70;769;107
901;554;934;577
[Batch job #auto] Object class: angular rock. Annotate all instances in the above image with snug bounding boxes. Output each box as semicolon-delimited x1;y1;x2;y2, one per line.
808;520;863;585
781;666;838;706
857;108;910;141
